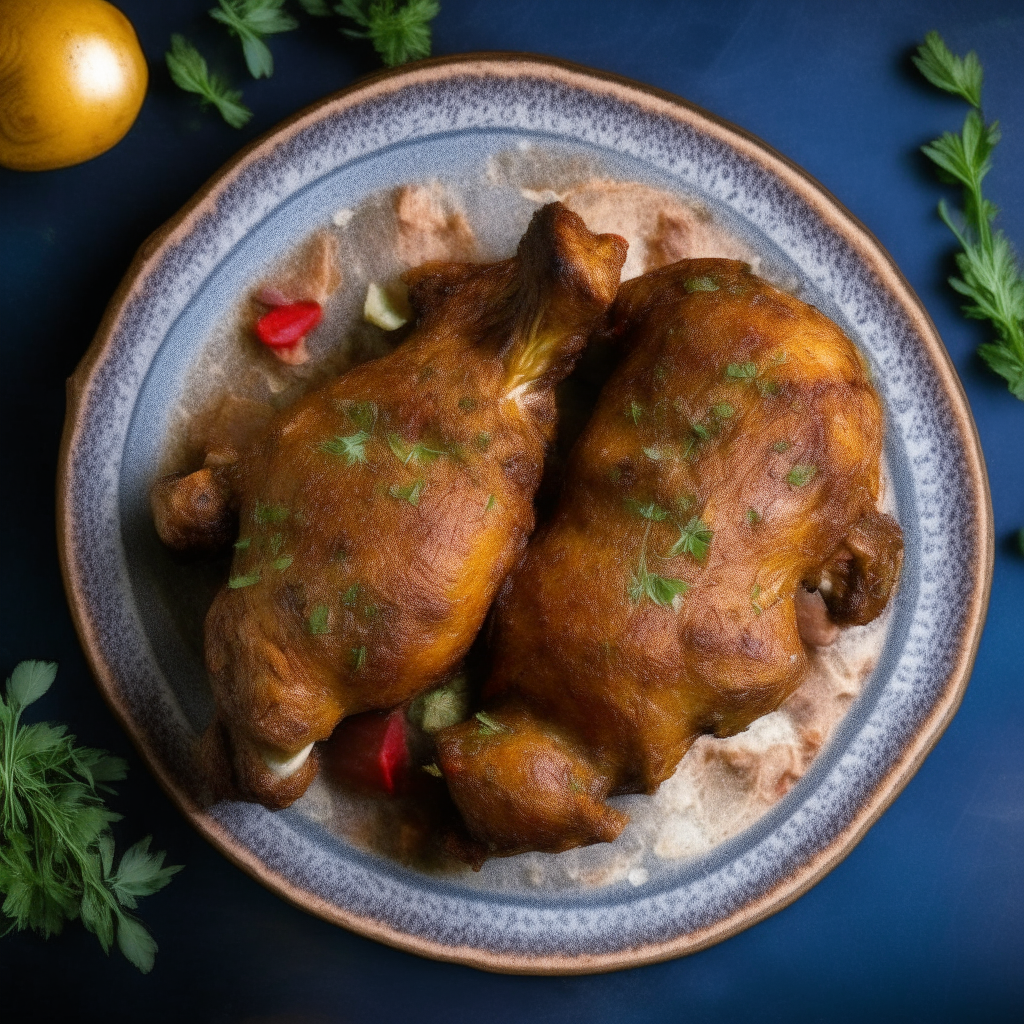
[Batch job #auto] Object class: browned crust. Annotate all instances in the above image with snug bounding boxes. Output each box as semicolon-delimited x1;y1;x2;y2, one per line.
56;52;994;975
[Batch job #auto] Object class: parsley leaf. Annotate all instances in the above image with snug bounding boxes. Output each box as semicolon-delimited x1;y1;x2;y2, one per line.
725;362;757;381
624;498;670;521
350;646;367;671
667;516;713;561
210;0;298;79
165;35;253;128
422;762;443;777
915;32;1024;400
0;663;181;972
627;519;690;610
787;464;818;487
474;711;508;736
387;432;445;465
684;276;719;292
389;479;424;505
319;430;371;465
627;399;645;425
912;30;983;107
308;605;330;635
228;570;261;588
336;0;440;67
254;501;289;524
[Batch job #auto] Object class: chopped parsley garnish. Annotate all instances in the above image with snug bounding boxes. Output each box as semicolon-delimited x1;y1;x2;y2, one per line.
628;514;690;610
751;584;763;615
667;516;713;561
234;537;251;551
624;499;670;522
725;362;758;381
474;711;507;735
474;432;491;452
484;494;496;512
628;400;645;425
228;570;260;589
642;446;664;461
254;501;289;524
787;464;818;487
458;397;478;412
745;507;761;526
320;429;371;465
387;433;445;465
347;401;377;432
272;555;292;571
350;646;366;671
422;763;443;778
712;402;734;419
684;276;719;293
342;584;359;606
307;605;330;635
773;440;791;452
389;479;424;506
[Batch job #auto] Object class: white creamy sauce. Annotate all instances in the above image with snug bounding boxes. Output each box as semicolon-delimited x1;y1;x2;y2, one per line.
165;146;897;892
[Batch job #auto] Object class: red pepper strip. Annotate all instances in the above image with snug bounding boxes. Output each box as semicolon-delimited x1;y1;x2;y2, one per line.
255;300;322;348
325;708;410;796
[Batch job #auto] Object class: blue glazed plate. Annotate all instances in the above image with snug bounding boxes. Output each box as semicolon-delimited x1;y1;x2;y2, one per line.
57;55;992;973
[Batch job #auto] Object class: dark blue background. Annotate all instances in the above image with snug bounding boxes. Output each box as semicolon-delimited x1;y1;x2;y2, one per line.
1;1;1021;1021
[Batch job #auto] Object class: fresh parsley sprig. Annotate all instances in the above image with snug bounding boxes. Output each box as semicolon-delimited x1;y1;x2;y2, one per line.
165;35;253;128
336;0;441;67
0;662;182;973
913;31;1024;400
211;0;299;80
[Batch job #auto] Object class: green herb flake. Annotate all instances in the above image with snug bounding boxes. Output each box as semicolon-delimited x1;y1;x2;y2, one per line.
787;464;818;487
712;402;735;419
624;499;670;522
387;433;445;466
608;466;622;484
751;584;763;615
475;711;507;736
350;646;367;671
668;516;713;561
342;584;359;607
745;507;761;526
484;494;496;512
422;763;443;778
234;537;251;551
307;605;330;635
228;570;261;589
269;532;283;555
627;400;645;425
726;362;758;381
629;570;691;608
691;422;712;441
756;377;780;397
272;555;293;572
642;446;664;461
474;431;492;452
772;440;791;453
389;479;424;506
684;276;720;293
319;429;371;466
458;396;478;412
254;501;289;525
347;401;377;431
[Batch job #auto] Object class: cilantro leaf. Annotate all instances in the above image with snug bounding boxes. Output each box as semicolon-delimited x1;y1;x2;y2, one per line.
725;361;757;381
387;432;445;465
389;479;424;505
624;498;670;521
336;0;440;67
308;605;330;635
165;35;252;128
228;570;261;588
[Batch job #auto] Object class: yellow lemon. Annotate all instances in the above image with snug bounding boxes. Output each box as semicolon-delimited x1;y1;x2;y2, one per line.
0;0;148;171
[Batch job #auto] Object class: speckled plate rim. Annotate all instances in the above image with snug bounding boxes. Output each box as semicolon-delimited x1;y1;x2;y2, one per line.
57;53;993;974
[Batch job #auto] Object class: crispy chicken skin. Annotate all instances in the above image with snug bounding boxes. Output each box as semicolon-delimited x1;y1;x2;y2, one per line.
437;258;903;859
151;204;627;808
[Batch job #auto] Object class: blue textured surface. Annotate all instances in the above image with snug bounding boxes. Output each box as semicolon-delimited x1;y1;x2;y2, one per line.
0;1;1020;1021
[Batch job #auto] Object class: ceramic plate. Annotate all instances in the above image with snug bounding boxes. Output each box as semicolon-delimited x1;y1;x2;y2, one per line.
58;55;992;973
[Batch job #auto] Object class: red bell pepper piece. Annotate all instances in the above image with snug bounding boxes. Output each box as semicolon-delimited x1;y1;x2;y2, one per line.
325;708;410;796
255;300;322;349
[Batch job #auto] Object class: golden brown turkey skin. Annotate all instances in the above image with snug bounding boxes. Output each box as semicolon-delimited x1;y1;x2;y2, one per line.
152;204;627;808
437;258;903;859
